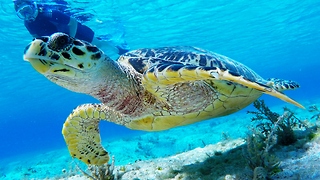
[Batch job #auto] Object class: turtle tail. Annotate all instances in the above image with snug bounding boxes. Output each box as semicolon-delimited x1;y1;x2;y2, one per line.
62;103;110;165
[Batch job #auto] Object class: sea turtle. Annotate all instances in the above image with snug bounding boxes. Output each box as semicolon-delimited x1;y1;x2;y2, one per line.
23;33;304;165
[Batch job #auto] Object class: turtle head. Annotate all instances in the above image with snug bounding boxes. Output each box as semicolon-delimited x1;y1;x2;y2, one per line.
24;33;108;93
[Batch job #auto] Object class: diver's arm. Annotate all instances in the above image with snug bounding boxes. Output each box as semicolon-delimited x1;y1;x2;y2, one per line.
91;37;120;54
50;10;78;38
24;20;41;38
68;17;78;37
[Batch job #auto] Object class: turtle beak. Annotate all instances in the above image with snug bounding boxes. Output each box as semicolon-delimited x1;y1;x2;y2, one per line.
24;40;51;74
25;58;51;74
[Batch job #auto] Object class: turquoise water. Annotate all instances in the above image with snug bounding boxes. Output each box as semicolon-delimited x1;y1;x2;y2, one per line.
0;0;319;168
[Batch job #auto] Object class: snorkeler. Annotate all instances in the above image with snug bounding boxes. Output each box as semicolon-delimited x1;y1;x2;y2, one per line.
13;0;129;55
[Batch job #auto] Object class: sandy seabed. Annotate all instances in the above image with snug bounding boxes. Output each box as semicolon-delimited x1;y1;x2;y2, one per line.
1;98;319;180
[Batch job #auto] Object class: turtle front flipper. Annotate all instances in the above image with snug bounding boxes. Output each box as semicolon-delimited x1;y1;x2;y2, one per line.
62;103;110;165
143;63;212;84
142;63;304;109
142;63;214;101
209;69;305;109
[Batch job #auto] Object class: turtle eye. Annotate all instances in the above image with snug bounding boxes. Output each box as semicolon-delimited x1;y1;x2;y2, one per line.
48;33;73;52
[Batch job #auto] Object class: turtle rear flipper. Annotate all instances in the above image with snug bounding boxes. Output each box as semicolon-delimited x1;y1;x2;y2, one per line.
266;78;300;91
62;104;110;165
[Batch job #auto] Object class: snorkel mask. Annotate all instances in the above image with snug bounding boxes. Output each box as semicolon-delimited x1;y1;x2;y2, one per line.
15;1;38;21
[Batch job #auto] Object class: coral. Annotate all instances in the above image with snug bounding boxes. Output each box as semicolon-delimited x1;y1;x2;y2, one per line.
77;156;117;180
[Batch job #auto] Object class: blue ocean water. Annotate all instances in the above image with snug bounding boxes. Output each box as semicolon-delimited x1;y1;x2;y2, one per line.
0;0;319;165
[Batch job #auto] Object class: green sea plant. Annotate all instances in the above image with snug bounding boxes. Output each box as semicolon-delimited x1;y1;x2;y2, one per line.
77;156;117;180
307;104;320;140
247;99;306;146
243;99;308;179
308;105;320;121
243;128;281;179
